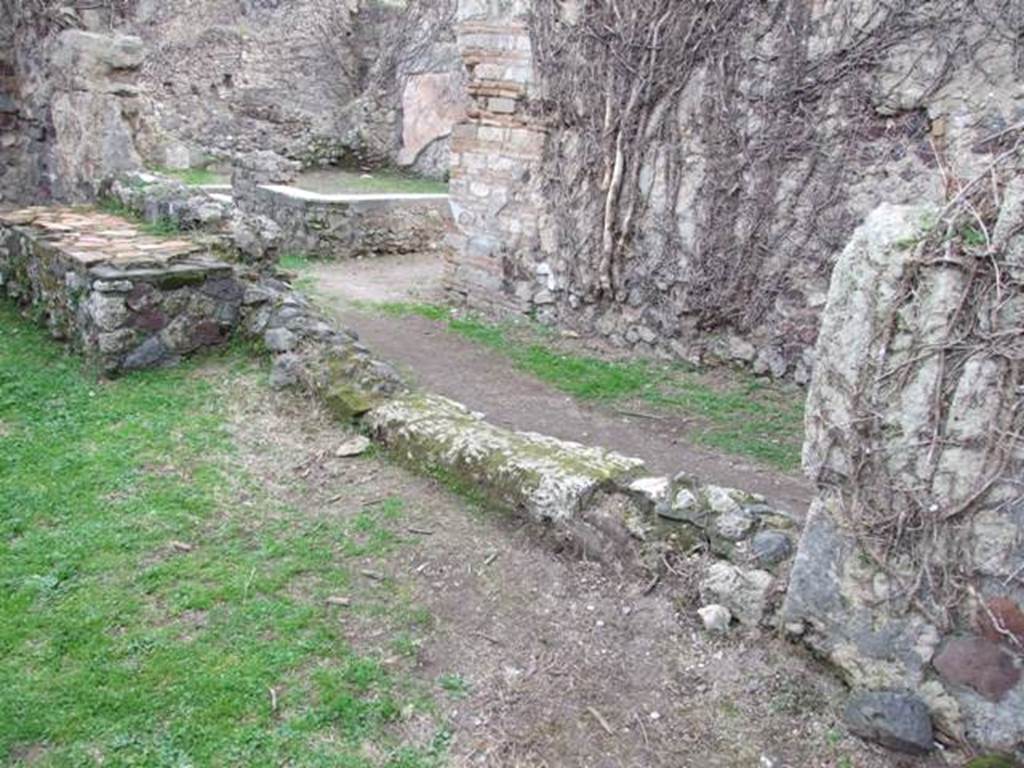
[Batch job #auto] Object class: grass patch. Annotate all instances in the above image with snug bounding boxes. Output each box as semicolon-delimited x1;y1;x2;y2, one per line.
97;198;184;239
148;165;226;187
0;304;446;767
295;169;448;196
356;302;805;470
277;253;319;292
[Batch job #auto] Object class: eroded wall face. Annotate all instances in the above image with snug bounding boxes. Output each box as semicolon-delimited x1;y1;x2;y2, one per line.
447;0;1024;381
782;188;1024;755
130;0;462;176
0;0;463;207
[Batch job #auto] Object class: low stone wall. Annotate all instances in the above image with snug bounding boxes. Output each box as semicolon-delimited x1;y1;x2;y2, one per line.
242;184;452;260
0;206;242;374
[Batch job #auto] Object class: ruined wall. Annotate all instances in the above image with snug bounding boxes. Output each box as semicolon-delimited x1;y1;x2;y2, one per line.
782;174;1024;755
0;2;158;204
0;0;463;207
447;0;1024;381
0;206;242;374
446;0;546;316
128;0;463;177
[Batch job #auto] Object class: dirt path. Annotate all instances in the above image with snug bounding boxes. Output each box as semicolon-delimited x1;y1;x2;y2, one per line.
231;377;912;768
308;257;813;518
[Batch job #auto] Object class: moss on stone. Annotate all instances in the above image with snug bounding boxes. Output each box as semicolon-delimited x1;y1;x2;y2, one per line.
324;382;377;421
966;757;1022;768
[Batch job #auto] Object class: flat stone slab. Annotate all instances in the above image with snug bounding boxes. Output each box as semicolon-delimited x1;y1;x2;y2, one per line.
0;206;203;268
258;184;450;204
366;392;645;522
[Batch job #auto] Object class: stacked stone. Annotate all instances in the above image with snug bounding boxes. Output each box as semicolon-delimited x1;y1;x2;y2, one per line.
0;207;243;374
241;184;452;262
106;172;231;234
0;52;33;205
241;277;404;418
624;474;799;628
445;1;548;316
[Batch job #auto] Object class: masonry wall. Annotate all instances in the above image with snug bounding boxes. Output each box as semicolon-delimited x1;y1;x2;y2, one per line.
128;0;463;177
447;0;1024;381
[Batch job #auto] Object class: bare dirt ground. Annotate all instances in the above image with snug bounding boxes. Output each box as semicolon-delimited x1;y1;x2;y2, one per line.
307;256;813;518
227;374;936;768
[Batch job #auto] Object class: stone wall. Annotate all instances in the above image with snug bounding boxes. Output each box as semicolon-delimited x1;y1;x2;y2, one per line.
445;1;546;316
0;207;242;374
128;0;463;177
446;0;1024;381
241;184;452;261
47;29;150;200
782;197;1024;756
0;2;159;205
229;151;453;260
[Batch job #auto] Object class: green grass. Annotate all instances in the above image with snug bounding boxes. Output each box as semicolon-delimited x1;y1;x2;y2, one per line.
295;169;448;196
437;675;468;700
148;166;226;187
96;198;184;239
277;253;319;293
360;302;804;470
0;304;446;767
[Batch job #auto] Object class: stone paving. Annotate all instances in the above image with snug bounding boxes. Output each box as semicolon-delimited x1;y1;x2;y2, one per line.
0;205;203;267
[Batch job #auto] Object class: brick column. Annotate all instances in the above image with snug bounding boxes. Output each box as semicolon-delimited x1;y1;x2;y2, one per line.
446;1;547;314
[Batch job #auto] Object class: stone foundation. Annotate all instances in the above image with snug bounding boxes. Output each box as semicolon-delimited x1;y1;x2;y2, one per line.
241;184;453;260
0;206;243;374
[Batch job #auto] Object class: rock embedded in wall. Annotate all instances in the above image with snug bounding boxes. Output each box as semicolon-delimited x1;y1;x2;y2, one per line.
47;30;148;201
782;192;1024;756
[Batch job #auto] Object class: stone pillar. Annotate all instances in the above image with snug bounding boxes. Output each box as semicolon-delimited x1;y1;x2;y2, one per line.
446;0;547;314
782;197;1024;756
47;30;148;201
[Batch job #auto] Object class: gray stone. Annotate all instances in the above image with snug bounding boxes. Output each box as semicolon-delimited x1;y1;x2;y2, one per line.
660;486;707;524
714;508;757;541
264;327;297;353
87;292;129;331
93;279;133;293
705;485;744;516
699;561;774;626
122;336;173;371
335;435;372;457
843;691;934;755
751;530;793;566
269;353;303;390
753;347;787;378
698;604;732;633
97;329;136;356
367;393;645;523
625;476;671;513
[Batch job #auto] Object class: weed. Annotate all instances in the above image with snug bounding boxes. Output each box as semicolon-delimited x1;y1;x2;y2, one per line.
139;216;182;237
97;197;183;238
438;674;469;699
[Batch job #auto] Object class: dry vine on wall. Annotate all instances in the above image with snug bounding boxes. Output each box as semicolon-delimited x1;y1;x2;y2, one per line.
842;126;1024;631
529;0;1000;337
